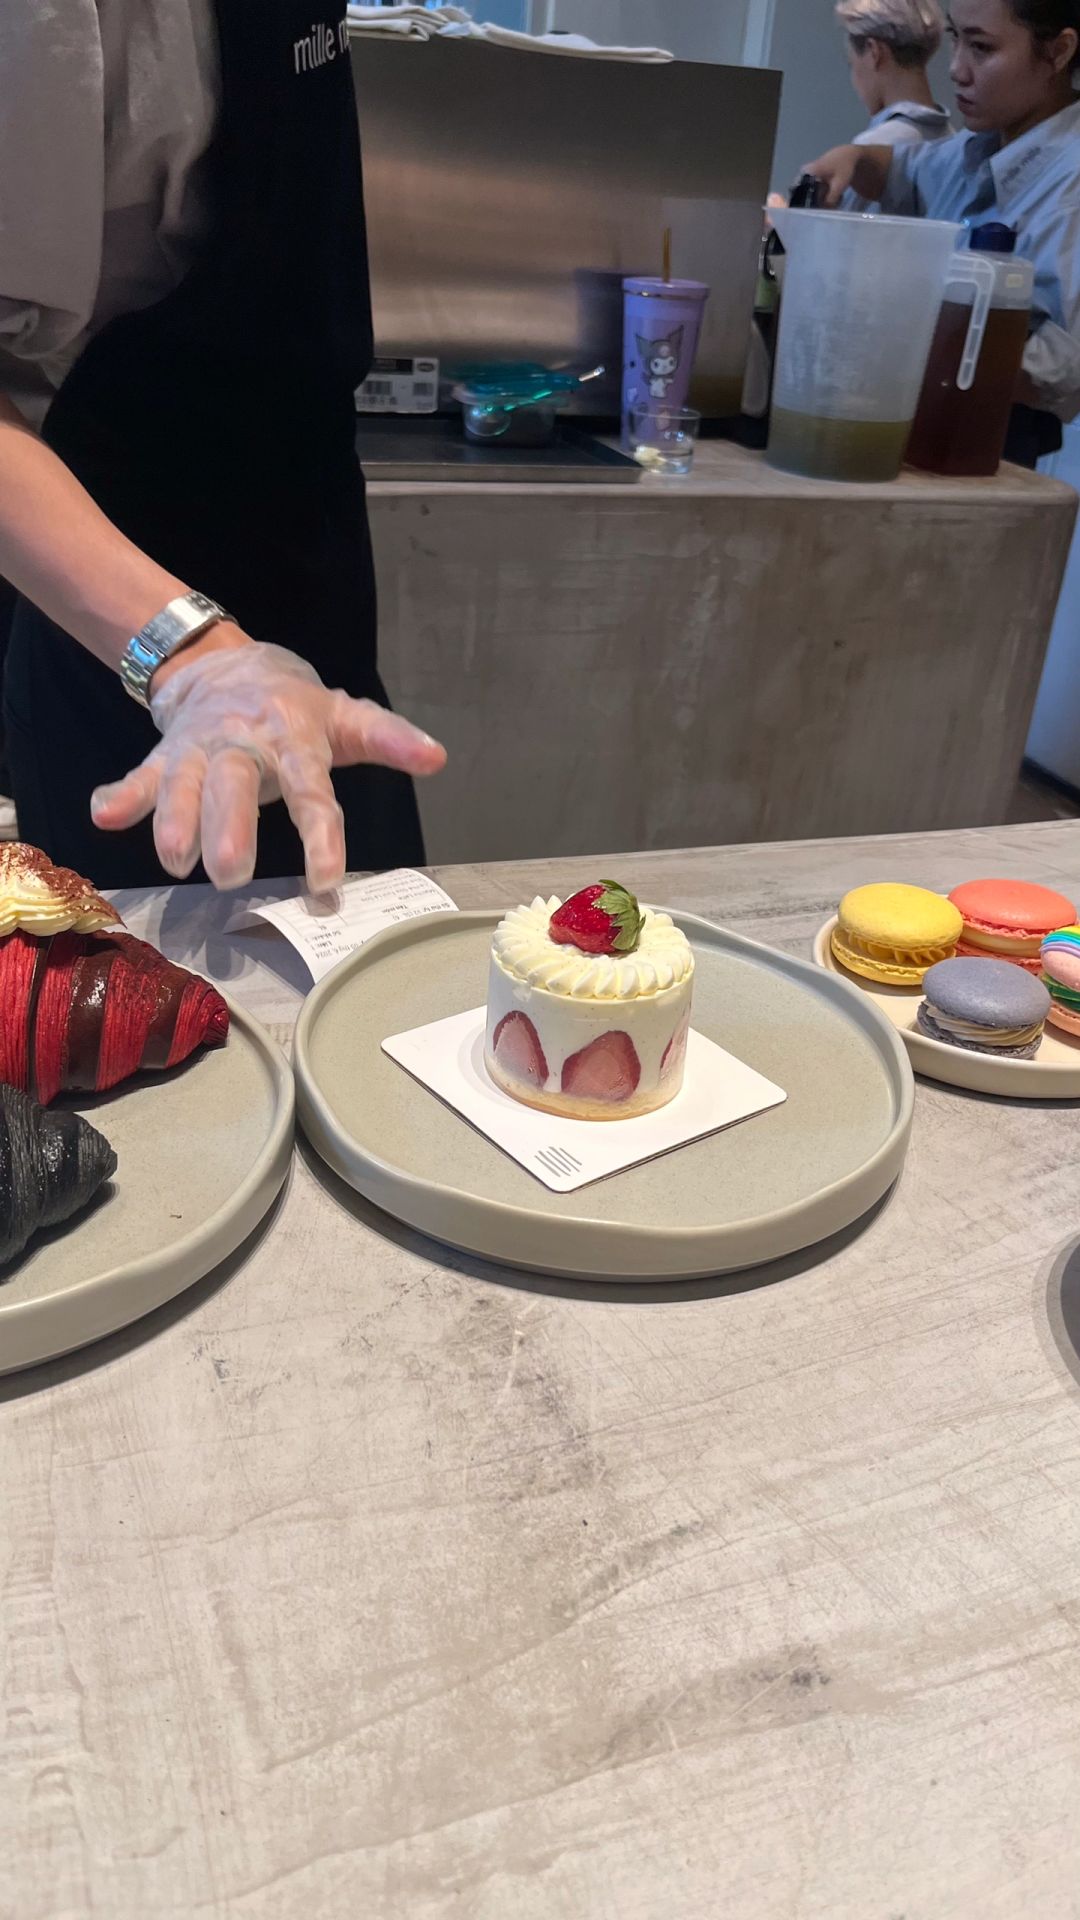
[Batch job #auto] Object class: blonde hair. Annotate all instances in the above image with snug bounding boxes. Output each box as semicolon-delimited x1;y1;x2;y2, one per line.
835;0;944;64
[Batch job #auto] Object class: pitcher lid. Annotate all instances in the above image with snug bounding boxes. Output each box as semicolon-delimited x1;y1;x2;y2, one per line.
969;221;1017;255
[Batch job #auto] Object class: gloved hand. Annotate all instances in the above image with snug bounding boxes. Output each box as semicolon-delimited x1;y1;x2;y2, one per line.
90;642;446;893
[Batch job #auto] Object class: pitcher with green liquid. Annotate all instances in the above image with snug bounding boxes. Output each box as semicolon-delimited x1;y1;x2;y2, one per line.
766;208;981;484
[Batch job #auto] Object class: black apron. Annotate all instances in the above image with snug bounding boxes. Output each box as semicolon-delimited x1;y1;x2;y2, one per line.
3;1;423;886
1005;402;1063;470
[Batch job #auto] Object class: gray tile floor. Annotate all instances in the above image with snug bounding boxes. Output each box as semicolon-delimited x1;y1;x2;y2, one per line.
1008;764;1080;824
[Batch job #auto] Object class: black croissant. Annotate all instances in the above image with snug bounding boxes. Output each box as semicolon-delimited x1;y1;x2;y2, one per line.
0;1083;117;1268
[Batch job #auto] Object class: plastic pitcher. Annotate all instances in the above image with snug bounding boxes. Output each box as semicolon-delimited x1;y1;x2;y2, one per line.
766;208;981;482
906;224;1033;476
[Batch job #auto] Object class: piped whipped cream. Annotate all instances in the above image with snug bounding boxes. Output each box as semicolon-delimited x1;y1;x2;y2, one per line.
0;844;119;938
493;896;693;1001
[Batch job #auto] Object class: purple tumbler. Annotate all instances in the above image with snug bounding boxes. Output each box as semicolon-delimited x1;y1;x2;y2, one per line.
622;277;710;438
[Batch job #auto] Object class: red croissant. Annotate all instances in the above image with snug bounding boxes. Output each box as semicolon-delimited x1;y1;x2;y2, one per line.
0;930;229;1105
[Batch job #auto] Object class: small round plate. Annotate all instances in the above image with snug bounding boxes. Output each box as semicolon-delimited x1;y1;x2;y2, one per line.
295;909;915;1283
0;996;295;1375
813;917;1080;1100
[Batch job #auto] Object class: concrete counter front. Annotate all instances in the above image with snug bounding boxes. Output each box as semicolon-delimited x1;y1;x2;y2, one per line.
369;443;1077;866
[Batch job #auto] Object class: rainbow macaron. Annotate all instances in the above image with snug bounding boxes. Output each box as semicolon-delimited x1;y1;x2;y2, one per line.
1041;925;1080;1037
948;879;1076;974
919;957;1050;1059
831;883;963;987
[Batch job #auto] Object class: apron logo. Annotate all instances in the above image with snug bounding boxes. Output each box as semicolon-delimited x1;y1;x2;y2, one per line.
997;143;1045;201
294;18;349;73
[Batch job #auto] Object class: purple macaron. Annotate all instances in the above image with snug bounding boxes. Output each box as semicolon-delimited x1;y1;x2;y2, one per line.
918;957;1050;1059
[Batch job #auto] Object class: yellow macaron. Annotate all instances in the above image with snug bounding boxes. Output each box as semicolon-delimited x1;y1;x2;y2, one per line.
832;883;964;987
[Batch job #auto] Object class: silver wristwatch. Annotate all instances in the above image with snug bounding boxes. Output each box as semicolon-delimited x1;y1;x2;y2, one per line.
120;591;233;707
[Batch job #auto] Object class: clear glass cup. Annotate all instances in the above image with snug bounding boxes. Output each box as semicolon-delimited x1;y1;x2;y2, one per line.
629;405;701;476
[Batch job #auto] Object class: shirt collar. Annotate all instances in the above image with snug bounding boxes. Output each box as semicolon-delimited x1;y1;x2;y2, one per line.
868;101;949;129
990;100;1080;207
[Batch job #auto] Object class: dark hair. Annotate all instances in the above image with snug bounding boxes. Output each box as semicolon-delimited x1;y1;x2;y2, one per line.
848;29;931;65
1008;0;1080;68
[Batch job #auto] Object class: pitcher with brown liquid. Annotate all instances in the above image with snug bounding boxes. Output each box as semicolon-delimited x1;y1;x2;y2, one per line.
906;224;1034;478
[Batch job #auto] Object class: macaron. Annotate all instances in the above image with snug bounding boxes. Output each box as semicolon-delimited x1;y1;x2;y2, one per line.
1041;925;1080;1036
918;956;1050;1059
948;878;1076;974
831;883;963;987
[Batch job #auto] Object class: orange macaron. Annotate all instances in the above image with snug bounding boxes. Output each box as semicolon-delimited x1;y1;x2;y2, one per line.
948;879;1077;974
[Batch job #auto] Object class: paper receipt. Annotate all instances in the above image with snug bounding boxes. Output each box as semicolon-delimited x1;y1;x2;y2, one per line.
229;869;458;982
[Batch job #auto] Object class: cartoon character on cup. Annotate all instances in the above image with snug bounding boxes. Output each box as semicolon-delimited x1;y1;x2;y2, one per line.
637;326;684;400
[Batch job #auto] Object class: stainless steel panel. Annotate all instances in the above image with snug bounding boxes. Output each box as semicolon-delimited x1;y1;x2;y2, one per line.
351;36;780;418
356;417;642;483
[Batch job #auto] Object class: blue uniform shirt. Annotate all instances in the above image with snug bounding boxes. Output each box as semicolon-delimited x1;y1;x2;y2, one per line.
855;100;955;150
880;100;1080;422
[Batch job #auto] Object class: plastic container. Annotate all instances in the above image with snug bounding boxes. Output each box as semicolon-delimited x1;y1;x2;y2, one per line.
905;224;1034;476
452;364;601;446
766;208;970;482
456;388;559;446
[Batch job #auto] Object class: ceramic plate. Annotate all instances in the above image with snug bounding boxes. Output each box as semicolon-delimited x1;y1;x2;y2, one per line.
0;996;294;1374
294;910;915;1282
814;917;1080;1099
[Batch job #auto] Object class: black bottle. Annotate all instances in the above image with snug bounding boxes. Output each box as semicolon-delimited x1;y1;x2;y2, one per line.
741;173;825;440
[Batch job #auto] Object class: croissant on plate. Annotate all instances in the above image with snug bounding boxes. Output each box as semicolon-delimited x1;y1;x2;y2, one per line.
0;929;230;1104
0;1083;117;1268
0;843;229;1104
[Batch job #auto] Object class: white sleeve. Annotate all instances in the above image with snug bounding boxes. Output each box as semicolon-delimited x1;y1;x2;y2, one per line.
853;119;925;151
1023;200;1080;424
0;1;104;381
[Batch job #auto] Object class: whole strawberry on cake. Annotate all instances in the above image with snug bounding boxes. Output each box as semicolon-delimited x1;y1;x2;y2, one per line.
484;881;694;1120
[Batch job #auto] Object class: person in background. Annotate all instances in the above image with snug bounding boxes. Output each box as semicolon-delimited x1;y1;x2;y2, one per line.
762;1;950;220
838;0;955;156
808;0;1080;466
0;4;446;895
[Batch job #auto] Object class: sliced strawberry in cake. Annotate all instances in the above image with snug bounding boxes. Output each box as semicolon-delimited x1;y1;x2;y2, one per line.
661;1013;690;1078
561;1031;641;1104
492;1010;548;1088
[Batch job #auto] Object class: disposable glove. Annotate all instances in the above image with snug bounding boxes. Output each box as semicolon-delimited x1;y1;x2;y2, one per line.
91;642;445;892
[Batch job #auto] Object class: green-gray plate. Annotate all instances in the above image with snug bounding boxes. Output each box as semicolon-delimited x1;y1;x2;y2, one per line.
0;996;294;1375
294;910;914;1283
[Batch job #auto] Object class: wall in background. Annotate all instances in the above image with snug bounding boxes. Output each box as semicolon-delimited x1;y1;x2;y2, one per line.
511;0;957;190
451;0;530;25
542;0;751;61
767;0;863;188
477;0;531;26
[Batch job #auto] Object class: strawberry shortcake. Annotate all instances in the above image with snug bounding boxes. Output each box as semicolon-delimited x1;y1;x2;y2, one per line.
484;881;694;1120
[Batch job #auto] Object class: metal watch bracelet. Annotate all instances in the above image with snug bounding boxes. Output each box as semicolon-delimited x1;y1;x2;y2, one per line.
119;592;234;708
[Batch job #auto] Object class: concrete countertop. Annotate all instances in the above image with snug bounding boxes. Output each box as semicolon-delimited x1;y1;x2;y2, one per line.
4;818;1080;1916
368;433;1078;505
